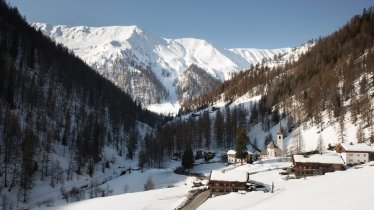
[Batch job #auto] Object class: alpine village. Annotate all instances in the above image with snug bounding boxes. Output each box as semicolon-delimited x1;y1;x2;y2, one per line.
1;1;374;210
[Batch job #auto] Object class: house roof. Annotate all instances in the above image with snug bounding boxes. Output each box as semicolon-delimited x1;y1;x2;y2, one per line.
339;143;374;153
227;150;254;155
267;140;278;149
293;154;344;165
210;170;248;182
227;150;236;155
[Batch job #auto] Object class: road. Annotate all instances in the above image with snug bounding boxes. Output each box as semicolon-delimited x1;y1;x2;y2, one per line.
181;190;211;210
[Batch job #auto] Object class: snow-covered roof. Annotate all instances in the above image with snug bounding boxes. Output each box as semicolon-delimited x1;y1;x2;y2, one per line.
339;143;374;153
267;141;278;149
210;170;248;182
227;150;254;155
227;150;236;155
293;154;344;165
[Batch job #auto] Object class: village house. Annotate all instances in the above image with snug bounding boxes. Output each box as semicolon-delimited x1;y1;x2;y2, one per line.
195;149;215;161
227;150;253;164
195;149;206;159
209;170;249;194
292;154;345;177
335;143;374;165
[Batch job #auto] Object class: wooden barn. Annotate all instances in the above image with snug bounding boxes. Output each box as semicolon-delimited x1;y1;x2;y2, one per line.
292;154;345;177
209;170;249;194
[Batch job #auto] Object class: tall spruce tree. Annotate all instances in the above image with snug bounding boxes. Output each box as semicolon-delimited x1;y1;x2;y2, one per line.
181;148;194;172
235;127;249;164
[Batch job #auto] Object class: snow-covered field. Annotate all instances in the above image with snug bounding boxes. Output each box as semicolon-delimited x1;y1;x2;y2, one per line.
199;162;374;210
51;187;189;210
33;155;374;210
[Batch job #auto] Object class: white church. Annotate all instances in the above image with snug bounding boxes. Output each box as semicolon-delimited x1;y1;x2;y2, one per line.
261;125;284;158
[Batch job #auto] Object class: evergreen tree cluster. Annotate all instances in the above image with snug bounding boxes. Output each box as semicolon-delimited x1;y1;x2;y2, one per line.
0;0;162;202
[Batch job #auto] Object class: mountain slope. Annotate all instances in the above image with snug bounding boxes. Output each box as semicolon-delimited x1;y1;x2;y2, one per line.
154;7;374;163
0;1;161;206
32;23;295;107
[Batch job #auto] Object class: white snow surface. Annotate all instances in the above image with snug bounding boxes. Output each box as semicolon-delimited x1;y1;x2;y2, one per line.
199;162;374;210
293;154;345;164
339;143;374;152
227;150;236;155
55;187;189;210
39;157;374;210
210;170;248;182
32;23;292;81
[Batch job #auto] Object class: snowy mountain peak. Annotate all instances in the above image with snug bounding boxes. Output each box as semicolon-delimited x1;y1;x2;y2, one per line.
32;23;310;112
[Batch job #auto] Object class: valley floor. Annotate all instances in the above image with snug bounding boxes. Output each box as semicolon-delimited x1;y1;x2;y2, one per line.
35;158;374;210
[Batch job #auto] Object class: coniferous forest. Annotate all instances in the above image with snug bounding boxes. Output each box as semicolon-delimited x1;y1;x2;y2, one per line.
0;0;164;202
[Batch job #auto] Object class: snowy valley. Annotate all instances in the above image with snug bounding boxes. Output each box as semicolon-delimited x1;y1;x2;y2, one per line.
1;1;374;210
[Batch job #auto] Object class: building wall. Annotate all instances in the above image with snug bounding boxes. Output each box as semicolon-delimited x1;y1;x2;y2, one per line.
227;154;236;164
341;152;369;165
227;154;250;164
292;162;344;177
210;181;248;193
268;148;276;157
267;148;282;158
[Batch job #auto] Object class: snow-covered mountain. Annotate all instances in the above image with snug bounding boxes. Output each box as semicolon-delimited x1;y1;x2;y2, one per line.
32;23;297;108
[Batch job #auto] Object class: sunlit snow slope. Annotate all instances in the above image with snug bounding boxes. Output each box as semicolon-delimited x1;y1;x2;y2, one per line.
32;23;294;111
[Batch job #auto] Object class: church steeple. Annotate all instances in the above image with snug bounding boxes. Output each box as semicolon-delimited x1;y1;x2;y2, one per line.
277;122;284;154
277;121;282;134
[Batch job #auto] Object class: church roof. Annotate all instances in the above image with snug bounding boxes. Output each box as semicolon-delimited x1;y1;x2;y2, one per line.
267;140;278;149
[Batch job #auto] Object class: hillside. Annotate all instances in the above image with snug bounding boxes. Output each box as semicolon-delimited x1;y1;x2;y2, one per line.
153;7;374;161
32;22;297;108
0;1;162;207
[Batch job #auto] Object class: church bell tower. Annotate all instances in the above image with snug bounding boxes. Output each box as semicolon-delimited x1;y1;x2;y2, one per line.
277;123;284;154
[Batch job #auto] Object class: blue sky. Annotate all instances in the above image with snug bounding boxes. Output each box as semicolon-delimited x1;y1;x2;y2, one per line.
7;0;373;48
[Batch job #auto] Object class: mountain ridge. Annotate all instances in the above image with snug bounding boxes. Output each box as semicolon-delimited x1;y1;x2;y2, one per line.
32;22;299;110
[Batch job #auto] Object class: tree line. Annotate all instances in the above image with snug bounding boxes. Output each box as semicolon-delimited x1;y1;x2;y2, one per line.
0;0;163;204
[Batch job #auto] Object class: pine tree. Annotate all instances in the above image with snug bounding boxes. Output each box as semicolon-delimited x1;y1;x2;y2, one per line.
214;109;224;148
292;128;304;154
356;123;365;143
235;127;249;164
316;135;325;154
144;175;154;191
181;148;194;172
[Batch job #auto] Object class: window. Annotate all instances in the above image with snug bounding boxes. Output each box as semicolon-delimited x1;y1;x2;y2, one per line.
364;154;366;157
348;154;353;156
357;154;360;157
